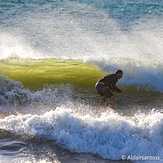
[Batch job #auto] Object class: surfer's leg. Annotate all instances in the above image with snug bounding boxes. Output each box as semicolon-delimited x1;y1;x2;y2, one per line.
104;89;115;107
101;96;107;106
96;83;114;107
110;96;116;109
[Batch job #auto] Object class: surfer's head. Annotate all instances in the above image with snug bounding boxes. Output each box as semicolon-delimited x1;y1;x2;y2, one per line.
115;69;123;79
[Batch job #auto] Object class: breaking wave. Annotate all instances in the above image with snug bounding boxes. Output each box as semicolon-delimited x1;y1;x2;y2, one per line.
0;0;163;90
0;107;163;161
0;0;163;162
0;75;72;107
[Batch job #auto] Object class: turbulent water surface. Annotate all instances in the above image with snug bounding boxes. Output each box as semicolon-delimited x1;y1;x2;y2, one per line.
0;0;163;163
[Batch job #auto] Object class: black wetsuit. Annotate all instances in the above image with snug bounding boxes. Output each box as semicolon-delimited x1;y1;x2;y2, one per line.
95;74;121;98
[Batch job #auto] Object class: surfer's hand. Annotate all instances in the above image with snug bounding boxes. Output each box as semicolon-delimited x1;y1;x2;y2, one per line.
117;89;122;93
114;86;122;93
119;89;122;93
116;88;122;93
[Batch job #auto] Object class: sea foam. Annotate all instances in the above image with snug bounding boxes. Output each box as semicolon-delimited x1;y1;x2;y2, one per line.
0;107;163;161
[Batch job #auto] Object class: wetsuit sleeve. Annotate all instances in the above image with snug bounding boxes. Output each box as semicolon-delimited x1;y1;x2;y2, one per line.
112;85;122;93
109;75;122;93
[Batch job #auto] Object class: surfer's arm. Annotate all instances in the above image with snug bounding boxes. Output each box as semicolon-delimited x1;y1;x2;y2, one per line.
111;84;122;93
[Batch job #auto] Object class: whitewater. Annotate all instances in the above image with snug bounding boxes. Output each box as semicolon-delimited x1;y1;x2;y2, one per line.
0;0;163;162
0;0;163;89
0;76;163;162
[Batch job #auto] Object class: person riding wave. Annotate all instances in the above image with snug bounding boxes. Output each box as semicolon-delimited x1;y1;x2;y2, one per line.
95;70;123;106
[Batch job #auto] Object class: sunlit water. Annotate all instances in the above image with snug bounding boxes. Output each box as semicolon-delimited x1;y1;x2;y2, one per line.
0;0;163;162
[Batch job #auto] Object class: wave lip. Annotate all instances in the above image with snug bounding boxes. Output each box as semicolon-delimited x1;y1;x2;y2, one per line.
0;108;163;160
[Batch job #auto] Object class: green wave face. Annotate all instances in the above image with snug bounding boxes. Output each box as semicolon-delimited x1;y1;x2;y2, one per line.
0;58;104;90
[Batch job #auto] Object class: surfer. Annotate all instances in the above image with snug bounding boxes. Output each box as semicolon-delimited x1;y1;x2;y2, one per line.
95;70;123;106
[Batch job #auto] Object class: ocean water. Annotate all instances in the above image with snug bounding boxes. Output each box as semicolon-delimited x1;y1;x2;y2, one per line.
0;0;163;162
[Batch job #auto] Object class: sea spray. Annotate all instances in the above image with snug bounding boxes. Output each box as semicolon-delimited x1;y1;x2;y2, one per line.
0;76;72;106
0;1;163;90
0;107;163;160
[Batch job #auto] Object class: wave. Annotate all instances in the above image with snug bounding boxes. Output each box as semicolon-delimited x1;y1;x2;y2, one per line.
0;75;72;107
0;1;163;90
0;74;160;110
0;107;162;161
0;1;163;162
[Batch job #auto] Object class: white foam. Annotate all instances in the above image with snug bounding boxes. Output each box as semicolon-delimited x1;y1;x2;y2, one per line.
0;33;43;59
0;75;72;105
0;1;163;90
0;156;58;163
0;107;163;161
